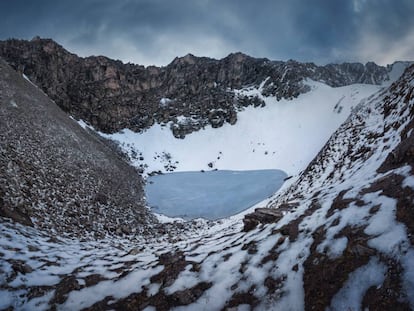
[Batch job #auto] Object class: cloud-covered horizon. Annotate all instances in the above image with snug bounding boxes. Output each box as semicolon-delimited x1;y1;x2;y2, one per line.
1;0;413;66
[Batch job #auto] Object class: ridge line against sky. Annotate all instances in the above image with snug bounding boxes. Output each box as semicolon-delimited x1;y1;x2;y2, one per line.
1;0;413;66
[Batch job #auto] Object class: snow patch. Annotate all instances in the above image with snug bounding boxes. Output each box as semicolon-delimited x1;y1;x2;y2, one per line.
384;62;413;86
9;100;17;108
328;258;387;311
403;175;414;189
160;97;173;107
402;249;414;308
77;119;94;130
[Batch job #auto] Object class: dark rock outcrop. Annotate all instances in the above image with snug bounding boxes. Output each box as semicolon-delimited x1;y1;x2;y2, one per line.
0;38;396;138
0;58;155;237
243;202;301;231
243;207;289;231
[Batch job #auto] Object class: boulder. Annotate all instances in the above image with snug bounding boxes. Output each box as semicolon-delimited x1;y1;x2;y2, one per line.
243;208;285;231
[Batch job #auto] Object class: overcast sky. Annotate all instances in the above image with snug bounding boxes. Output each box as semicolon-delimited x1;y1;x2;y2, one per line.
0;0;413;66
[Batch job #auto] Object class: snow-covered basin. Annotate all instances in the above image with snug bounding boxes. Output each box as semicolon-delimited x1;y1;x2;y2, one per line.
92;80;382;177
145;169;287;220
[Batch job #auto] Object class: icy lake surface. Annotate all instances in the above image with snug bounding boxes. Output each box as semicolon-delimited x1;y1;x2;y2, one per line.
145;169;287;220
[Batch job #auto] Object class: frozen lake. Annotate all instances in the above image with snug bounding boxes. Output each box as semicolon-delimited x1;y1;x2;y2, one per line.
145;169;287;220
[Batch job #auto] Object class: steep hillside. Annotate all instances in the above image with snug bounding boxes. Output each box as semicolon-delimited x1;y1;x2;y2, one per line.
0;37;406;139
0;63;413;309
0;59;155;238
261;63;414;310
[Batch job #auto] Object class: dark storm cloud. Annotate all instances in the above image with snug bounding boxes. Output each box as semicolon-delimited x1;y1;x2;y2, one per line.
0;0;413;65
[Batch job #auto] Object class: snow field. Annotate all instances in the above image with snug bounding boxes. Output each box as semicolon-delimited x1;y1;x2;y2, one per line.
99;80;381;177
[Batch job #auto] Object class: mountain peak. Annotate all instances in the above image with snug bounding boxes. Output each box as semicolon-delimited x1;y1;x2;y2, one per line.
171;53;199;65
225;51;253;62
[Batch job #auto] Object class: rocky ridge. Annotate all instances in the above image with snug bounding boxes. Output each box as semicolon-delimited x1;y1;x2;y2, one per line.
0;37;402;138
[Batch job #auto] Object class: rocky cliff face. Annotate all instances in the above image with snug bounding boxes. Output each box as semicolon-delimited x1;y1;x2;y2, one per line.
0;37;395;138
0;58;155;238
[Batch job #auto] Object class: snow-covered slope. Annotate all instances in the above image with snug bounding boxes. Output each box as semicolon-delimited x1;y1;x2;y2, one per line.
2;65;414;310
384;61;414;86
99;80;381;176
261;64;414;310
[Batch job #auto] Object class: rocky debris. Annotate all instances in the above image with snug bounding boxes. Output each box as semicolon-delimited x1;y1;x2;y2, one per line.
326;189;364;217
303;227;374;310
89;281;213;311
50;275;80;305
10;259;33;275
362;260;411;311
362;172;414;245
0;58;156;237
243;208;282;231
79;248;212;311
81;274;106;287
150;251;187;287
0;38;400;138
0;195;33;227
243;205;295;231
223;288;260;310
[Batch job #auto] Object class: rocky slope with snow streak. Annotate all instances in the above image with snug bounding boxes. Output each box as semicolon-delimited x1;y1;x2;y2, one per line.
1;64;413;310
0;59;154;238
0;37;407;139
261;63;414;310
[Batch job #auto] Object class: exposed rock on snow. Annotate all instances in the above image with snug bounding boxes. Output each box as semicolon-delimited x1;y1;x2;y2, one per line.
243;207;290;232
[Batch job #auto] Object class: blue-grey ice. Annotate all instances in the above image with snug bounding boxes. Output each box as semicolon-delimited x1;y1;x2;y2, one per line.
145;169;287;220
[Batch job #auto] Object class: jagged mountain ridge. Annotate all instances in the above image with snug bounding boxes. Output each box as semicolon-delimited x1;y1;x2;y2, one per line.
0;59;155;238
0;37;404;138
0;61;413;309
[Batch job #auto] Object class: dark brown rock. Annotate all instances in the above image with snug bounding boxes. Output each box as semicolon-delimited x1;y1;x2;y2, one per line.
243;208;287;231
0;38;393;138
11;260;33;274
303;227;374;311
84;274;107;287
51;275;80;305
150;251;187;288
224;288;260;310
362;260;410;311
